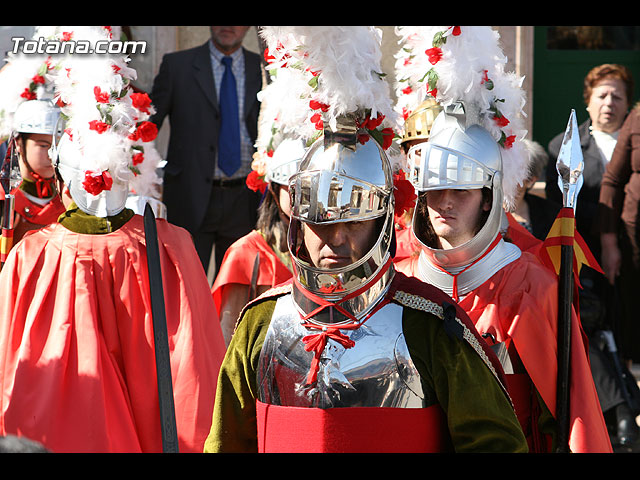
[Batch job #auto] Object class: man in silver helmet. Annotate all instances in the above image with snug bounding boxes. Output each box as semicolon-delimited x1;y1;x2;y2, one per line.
396;103;611;452
204;113;527;453
0;99;65;249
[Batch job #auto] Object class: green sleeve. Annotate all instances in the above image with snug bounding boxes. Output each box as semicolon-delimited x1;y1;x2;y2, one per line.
203;299;276;453
403;307;529;453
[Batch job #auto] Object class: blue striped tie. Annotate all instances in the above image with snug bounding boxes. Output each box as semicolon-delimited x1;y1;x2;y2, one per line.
218;56;241;177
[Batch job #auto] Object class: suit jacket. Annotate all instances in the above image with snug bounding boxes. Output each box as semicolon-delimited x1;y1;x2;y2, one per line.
545;119;606;259
150;42;263;233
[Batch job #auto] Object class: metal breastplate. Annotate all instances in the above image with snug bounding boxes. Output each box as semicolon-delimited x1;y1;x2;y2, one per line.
257;294;424;409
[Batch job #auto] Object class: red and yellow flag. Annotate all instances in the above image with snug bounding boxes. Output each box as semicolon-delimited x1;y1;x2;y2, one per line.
538;207;603;283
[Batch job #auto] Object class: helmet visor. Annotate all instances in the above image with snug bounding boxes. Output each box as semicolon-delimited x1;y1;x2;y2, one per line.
290;169;389;224
407;142;494;192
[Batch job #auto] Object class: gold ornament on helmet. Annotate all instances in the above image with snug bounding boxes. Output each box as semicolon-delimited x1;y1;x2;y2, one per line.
401;98;442;145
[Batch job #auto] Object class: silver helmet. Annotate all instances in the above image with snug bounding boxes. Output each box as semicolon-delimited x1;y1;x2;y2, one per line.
13;99;61;136
407;103;503;268
288;114;395;322
265;137;305;186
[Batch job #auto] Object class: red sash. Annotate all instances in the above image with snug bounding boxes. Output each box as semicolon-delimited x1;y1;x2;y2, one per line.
256;400;453;453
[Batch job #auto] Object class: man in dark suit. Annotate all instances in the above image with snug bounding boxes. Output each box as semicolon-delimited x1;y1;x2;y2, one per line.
150;26;263;279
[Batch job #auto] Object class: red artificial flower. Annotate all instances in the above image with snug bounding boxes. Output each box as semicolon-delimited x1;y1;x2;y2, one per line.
494;113;510;128
94;86;110;104
402;85;413;95
32;74;45;85
62;32;73;42
381;127;394;150
309;99;330;112
64;128;73;140
425;47;443;65
503;134;516;149
82;170;113;196
402;107;411;121
264;47;275;64
426;86;438;99
357;133;370;145
131;92;152;113
393;169;417;217
55;95;66;108
450;26;461;36
89;120;110;133
129;121;158;142
481;70;489;84
111;64;121;74
245;170;268;194
132;152;144;165
20;88;36;100
364;114;385;130
310;112;323;130
267;149;274;157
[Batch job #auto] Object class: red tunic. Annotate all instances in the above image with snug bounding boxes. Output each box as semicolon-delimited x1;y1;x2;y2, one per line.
211;230;292;315
0;215;226;453
396;252;612;453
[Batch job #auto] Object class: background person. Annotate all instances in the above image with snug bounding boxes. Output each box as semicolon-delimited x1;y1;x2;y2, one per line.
150;26;263;280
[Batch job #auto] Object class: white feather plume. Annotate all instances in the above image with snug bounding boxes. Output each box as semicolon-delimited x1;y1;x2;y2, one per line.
259;26;398;141
395;26;529;208
44;26;162;199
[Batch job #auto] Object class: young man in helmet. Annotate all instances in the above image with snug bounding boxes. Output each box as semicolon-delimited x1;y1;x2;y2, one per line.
204;110;528;453
1;99;66;249
396;104;611;453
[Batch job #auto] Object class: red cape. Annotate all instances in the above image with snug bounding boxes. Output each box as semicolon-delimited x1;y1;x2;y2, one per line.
396;251;611;453
0;215;226;453
211;230;292;315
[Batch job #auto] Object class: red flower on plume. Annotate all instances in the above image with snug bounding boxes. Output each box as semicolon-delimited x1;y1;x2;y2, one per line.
426;86;438;99
450;26;461;36
94;86;110;104
402;107;411;121
402;85;413;95
503;135;516;149
132;152;144;166
264;47;275;64
309;99;330;112
82;170;113;196
425;47;443;65
357;133;370;145
129;121;158;142
310;112;323;130
131;92;152;113
381;128;394;150
246;170;268;194
363;114;385;130
64;128;73;140
393;169;417;217
62;32;73;42
493;113;510;128
20;88;36;100
32;74;45;85
89;120;110;133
